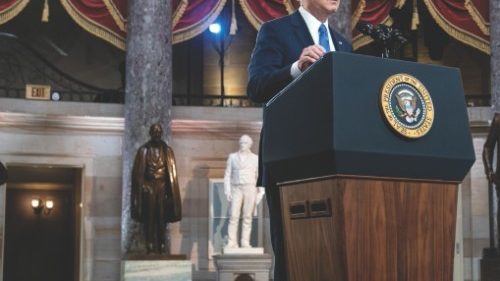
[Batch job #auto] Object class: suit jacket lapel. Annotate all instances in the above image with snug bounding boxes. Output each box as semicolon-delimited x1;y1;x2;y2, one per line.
290;11;314;48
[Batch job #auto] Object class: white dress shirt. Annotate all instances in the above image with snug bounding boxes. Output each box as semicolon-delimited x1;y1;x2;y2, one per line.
291;6;336;78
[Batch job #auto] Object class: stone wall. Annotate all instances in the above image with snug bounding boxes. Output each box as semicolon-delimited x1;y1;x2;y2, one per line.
0;99;265;281
0;99;495;281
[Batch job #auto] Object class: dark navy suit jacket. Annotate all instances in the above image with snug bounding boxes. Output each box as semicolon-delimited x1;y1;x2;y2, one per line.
247;11;352;187
247;11;353;104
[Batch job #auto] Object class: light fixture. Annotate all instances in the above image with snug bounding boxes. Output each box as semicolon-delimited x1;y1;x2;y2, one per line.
30;198;54;215
208;21;234;106
45;200;54;210
31;198;43;214
51;91;60;101
209;23;221;34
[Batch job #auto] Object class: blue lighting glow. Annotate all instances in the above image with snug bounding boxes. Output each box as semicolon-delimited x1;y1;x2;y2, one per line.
209;23;221;34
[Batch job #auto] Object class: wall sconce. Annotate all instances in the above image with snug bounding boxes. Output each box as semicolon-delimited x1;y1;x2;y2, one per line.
31;198;54;215
31;198;43;214
45;200;54;213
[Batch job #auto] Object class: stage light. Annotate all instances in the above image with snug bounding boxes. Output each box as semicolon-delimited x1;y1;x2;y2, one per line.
209;23;221;34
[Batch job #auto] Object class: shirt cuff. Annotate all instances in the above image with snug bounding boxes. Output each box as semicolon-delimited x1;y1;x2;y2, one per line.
290;61;301;79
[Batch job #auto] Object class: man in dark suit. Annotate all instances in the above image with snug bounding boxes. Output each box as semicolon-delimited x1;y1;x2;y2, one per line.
247;0;352;280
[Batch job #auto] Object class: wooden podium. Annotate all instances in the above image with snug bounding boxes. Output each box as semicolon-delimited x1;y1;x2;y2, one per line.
262;53;475;281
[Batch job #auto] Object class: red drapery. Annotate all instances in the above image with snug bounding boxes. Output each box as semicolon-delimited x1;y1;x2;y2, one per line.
239;0;289;30
0;0;491;54
173;0;227;43
59;0;126;49
422;0;490;54
465;0;488;36
65;0;227;49
0;0;29;25
239;0;490;54
352;0;397;49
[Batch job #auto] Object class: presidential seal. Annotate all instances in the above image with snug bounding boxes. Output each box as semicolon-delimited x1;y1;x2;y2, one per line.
380;73;434;139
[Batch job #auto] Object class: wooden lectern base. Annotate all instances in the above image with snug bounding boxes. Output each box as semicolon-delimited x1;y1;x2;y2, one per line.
279;176;457;281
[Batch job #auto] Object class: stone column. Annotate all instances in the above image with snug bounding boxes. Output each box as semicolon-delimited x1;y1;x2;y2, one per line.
491;0;500;112
121;0;173;255
328;0;351;41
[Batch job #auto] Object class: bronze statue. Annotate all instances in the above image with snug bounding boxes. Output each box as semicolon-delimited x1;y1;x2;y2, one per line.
131;123;182;254
483;113;500;251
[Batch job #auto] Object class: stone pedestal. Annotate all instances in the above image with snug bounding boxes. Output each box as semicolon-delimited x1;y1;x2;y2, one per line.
121;259;191;281
223;247;264;255
213;254;272;281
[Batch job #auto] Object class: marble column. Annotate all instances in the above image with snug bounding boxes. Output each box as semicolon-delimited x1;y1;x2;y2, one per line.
328;0;351;41
121;0;173;255
491;0;500;112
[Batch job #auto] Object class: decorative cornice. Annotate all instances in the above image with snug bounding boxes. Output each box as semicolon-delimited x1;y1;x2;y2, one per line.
0;112;124;134
0;112;262;135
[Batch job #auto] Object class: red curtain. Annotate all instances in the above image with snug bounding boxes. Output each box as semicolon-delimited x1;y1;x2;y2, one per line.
239;0;289;30
465;0;489;37
352;0;397;49
1;0;491;54
102;0;126;31
59;0;126;49
422;0;490;54
0;0;29;25
173;0;227;43
58;0;227;48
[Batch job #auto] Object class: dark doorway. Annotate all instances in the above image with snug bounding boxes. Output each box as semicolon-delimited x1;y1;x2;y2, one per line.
3;166;80;281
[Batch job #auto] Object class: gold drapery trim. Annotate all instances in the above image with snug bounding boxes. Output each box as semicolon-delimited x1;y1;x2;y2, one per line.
0;0;29;25
395;0;407;9
352;16;392;50
284;0;296;14
59;0;125;50
422;0;490;54
173;0;227;44
172;0;188;29
238;0;263;30
103;0;126;32
351;0;366;30
464;0;489;36
411;0;419;30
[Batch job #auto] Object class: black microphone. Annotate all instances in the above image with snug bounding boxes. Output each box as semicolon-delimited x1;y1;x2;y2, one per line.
355;21;375;37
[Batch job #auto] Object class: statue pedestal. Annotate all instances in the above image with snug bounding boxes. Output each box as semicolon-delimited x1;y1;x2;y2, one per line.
481;251;500;281
213;253;272;281
223;247;264;255
121;257;191;281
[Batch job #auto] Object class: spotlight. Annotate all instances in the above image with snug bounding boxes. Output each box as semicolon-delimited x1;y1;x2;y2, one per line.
209;23;221;34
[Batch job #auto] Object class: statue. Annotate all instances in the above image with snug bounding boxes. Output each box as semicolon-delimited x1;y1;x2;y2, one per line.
0;162;6;185
483;113;500;253
224;135;265;248
131;123;182;254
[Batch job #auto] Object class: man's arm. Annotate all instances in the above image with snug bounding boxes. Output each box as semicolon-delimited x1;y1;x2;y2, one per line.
247;22;294;104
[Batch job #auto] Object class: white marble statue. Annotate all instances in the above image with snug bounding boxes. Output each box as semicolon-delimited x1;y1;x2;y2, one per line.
224;135;265;248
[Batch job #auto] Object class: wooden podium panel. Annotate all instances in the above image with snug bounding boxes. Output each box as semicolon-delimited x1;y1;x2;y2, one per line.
280;177;457;281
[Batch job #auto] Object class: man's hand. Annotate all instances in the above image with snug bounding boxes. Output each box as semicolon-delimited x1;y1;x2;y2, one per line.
298;44;326;71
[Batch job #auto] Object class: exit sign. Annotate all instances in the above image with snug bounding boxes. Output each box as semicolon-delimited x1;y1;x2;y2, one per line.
25;84;51;100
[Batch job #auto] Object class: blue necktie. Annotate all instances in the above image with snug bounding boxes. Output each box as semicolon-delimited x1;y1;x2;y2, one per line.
318;24;330;52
